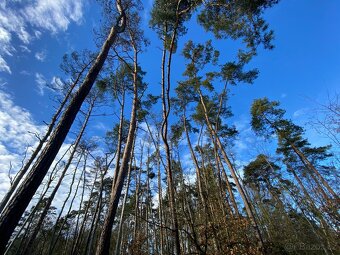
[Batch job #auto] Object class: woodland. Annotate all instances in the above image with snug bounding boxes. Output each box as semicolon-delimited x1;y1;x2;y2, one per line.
0;0;339;255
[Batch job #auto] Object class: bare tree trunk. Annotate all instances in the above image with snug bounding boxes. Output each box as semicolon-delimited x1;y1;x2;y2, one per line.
84;154;116;255
47;155;82;254
48;153;86;254
114;144;134;255
156;147;165;255
4;162;59;255
0;6;125;252
214;144;240;218
71;167;99;255
71;154;88;251
95;45;138;255
290;143;338;201
133;143;143;245
160;23;181;255
22;94;95;255
182;113;205;207
213;142;233;219
112;87;126;187
0;64;90;214
198;90;265;254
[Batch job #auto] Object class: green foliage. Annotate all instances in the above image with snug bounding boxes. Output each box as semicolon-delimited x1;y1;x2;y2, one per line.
244;154;280;187
198;0;278;50
150;0;197;36
105;119;130;152
221;61;258;85
250;97;285;137
171;123;185;145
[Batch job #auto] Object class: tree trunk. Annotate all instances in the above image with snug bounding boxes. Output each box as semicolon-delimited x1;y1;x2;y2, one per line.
0;64;90;214
198;90;265;254
133;143;143;246
160;23;181;255
71;167;99;255
95;47;138;255
4;163;59;255
0;8;125;252
22;94;94;255
114;148;133;255
183;114;205;207
290;143;338;201
156;147;165;255
47;153;83;254
84;156;111;255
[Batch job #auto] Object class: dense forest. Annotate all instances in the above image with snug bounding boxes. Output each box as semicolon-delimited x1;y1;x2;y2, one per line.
0;0;339;254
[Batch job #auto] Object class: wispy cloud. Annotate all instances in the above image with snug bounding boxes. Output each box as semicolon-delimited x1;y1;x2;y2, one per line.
293;107;309;118
0;89;87;209
20;70;31;76
0;0;85;73
35;50;47;62
0;90;45;197
20;45;31;53
0;56;11;74
51;76;64;91
35;72;47;95
35;73;66;96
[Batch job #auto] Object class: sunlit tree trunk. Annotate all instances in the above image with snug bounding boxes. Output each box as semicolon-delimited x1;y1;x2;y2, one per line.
71;168;99;255
290;143;338;201
47;153;83;254
133;142;143;247
96;40;138;255
22;93;95;255
198;90;265;254
0;64;91;214
114;144;134;255
0;6;125;252
48;153;86;254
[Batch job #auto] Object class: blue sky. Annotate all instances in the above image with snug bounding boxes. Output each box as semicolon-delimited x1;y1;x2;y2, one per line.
0;0;339;198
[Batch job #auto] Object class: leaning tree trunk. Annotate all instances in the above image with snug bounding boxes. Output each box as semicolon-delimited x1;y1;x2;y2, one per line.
95;47;138;255
198;90;265;254
0;6;125;253
290;143;339;201
114;144;134;255
71;168;99;255
0;63;90;215
22;94;95;255
47;152;83;255
4;159;60;255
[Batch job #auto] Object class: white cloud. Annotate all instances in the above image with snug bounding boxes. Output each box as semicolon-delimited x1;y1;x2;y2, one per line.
35;74;66;96
293;108;309;118
20;70;31;76
0;89;102;213
94;122;109;131
35;72;46;95
0;90;45;197
0;0;85;73
0;56;11;74
20;45;31;53
234;139;248;151
34;30;42;39
51;76;64;90
35;50;46;62
233;116;248;131
0;27;11;44
24;0;84;33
